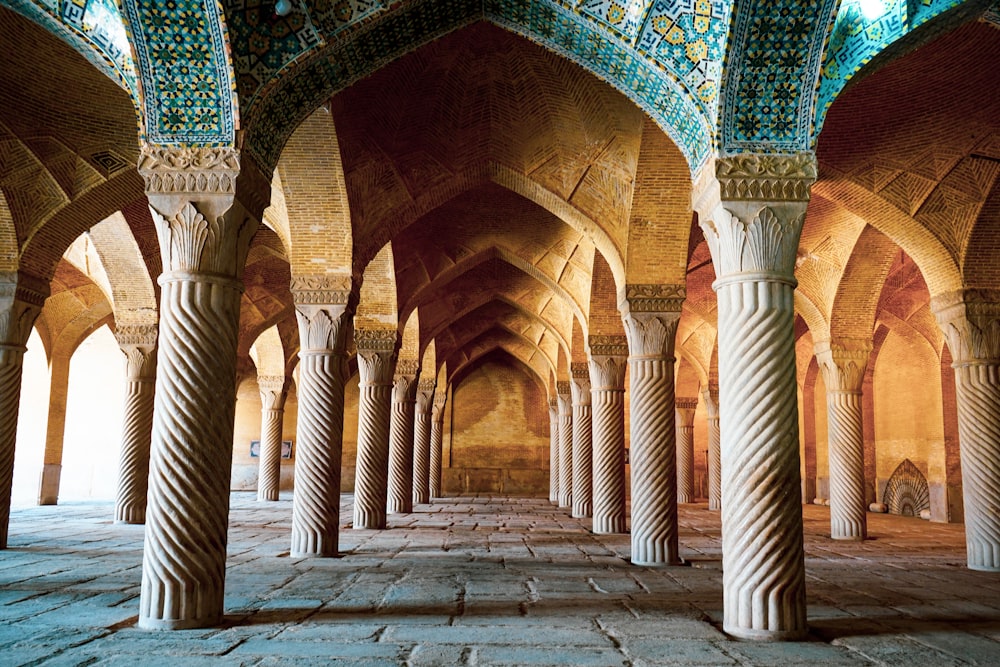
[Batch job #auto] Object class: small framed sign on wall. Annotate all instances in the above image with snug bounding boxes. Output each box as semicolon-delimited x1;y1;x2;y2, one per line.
250;440;294;459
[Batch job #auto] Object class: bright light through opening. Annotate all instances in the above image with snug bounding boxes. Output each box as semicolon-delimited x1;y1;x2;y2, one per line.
859;0;886;21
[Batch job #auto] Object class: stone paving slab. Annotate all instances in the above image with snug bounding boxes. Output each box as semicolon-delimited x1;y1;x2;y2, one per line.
0;494;998;666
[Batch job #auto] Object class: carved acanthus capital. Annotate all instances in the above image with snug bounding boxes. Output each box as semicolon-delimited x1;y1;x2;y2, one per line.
556;381;572;412
151;200;258;278
122;344;158;381
0;272;48;348
431;393;448;421
622;311;680;358
700;203;806;282
138;145;240;197
290;274;355;308
702;386;719;419
415;379;436;412
715;153;817;203
295;304;352;353
570;373;591;405
932;289;1000;365
356;328;398;385
393;359;420;401
257;374;288;410
588;354;627;391
620;284;686;314
548;397;558;414
588;335;628;358
676;397;698;426
815;340;871;393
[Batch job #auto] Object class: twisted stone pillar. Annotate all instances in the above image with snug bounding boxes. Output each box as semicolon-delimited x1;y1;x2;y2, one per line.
623;288;683;565
589;337;628;533
556;382;573;509
38;356;70;505
138;146;265;630
354;329;397;529
696;153;815;640
114;326;158;524
548;397;559;504
413;380;435;505
387;361;418;515
256;375;288;502
290;287;352;557
702;386;721;512
571;365;593;518
816;341;870;540
430;394;447;498
676;398;698;504
933;289;1000;571
0;275;46;549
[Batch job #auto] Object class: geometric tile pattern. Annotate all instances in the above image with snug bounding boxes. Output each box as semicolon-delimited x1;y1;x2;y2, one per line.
4;0;137;94
720;0;839;153
121;0;236;144
814;0;963;142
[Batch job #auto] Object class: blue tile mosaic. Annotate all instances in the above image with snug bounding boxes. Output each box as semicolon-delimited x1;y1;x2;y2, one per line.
813;0;963;141
121;0;236;144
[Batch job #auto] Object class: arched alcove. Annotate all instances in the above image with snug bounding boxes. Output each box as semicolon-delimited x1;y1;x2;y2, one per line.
883;459;931;518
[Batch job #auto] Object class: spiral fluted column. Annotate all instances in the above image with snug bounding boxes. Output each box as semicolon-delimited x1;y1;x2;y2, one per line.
571;366;593;518
816;341;870;541
138;146;266;631
0;276;46;549
589;337;628;534
256;375;288;502
413;380;435;505
387;361;418;514
548;398;559;504
354;329;397;529
623;292;682;566
696;153;816;640
676;398;698;504
114;327;158;524
702;386;721;512
290;295;351;556
933;290;1000;571
556;383;573;509
430;394;447;498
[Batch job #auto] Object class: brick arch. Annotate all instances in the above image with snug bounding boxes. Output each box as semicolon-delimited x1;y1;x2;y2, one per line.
399;306;420;362
440;321;558;378
447;337;553;394
827;225;900;342
588;250;623;339
356;242;398;328
250;325;286;378
86;212;158;329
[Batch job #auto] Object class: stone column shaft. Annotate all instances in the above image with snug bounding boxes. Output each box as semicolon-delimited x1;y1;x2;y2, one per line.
354;329;397;529
289;283;353;557
556;383;573;509
702;387;721;512
0;276;46;549
697;153;815;640
387;361;419;514
430;395;447;498
413;380;435;504
589;337;628;534
138;145;265;631
676;398;698;504
817;342;870;541
933;289;1000;571
571;365;593;518
114;327;157;524
38;356;70;505
256;375;288;503
548;398;559;504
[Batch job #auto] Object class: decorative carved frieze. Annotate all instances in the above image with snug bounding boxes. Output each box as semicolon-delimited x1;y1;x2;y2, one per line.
716;153;817;202
115;323;158;349
621;284;686;313
556;380;572;397
395;359;421;379
571;362;589;380
588;335;628;358
0;272;48;347
676;397;699;411
290;274;355;307
138;146;240;196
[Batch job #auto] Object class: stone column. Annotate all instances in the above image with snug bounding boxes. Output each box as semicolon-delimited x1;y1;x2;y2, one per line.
696;153;815;640
256;375;288;502
412;379;435;505
114;325;158;524
430;393;447;498
932;289;1000;571
702;385;721;511
38;355;70;505
589;337;628;533
289;281;353;557
676;397;698;504
556;382;573;509
816;340;870;540
548;397;559;504
622;286;683;565
571;364;593;518
354;328;397;529
0;275;46;548
387;360;418;515
137;146;264;630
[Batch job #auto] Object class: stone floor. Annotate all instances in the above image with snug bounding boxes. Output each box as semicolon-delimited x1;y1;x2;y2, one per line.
1;494;999;666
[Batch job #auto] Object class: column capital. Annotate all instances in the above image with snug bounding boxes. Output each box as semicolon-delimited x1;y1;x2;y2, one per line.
295;302;352;354
356;328;398;385
548;397;558;413
588;335;628;358
431;393;448;422
392;360;420;402
619;283;686;315
588;354;627;391
0;271;48;348
701;386;719;419
570;371;591;406
290;274;357;311
415;379;436;412
258;374;288;410
115;323;158;350
931;288;1000;365
815;340;871;393
622;311;681;359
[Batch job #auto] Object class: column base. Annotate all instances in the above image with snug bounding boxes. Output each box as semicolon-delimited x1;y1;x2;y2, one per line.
831;534;865;541
139;613;223;631
724;624;808;642
114;518;145;526
968;563;1000;572
630;558;684;567
291;550;340;559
